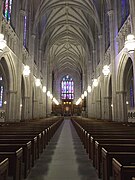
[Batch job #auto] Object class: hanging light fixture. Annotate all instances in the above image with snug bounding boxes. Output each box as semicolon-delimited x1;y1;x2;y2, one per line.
81;94;85;99
47;91;51;97
84;91;87;97
93;79;98;87
102;65;110;76
50;94;53;99
23;65;30;77
35;78;41;87
124;34;135;53
0;34;6;52
87;85;92;93
42;86;47;93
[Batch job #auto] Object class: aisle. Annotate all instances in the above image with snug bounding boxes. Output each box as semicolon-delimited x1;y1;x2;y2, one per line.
26;118;99;180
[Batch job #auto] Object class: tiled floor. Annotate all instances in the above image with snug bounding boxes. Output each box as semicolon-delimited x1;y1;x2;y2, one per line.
26;118;100;180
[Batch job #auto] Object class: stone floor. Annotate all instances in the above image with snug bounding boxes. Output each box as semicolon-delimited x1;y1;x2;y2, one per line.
26;118;100;180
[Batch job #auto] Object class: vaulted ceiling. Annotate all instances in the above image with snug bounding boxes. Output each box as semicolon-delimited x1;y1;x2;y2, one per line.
32;0;108;79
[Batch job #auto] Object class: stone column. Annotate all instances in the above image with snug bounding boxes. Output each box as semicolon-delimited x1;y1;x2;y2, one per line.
116;91;128;122
108;10;118;121
6;90;17;121
22;96;30;121
104;97;112;120
96;100;102;119
0;0;3;32
129;0;135;33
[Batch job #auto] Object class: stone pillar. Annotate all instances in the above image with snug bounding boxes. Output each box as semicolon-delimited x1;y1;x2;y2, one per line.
129;0;135;33
96;100;102;119
108;10;118;121
104;97;112;120
6;90;17;121
0;0;3;32
22;96;30;121
33;100;38;119
116;91;128;122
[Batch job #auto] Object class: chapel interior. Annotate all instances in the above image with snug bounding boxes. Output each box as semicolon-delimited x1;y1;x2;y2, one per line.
0;0;135;180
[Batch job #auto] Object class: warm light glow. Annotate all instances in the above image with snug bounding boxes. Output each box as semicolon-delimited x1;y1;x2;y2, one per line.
93;79;98;87
84;91;87;97
102;65;110;76
53;97;59;105
126;101;129;105
76;98;82;105
35;78;41;87
20;104;22;107
87;86;92;93
125;34;135;53
111;104;113;107
50;94;53;99
23;65;30;77
81;94;85;99
4;101;7;105
42;86;47;93
47;91;51;97
0;34;7;52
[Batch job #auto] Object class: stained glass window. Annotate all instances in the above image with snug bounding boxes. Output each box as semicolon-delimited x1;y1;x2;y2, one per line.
130;83;134;108
61;75;74;99
23;16;27;47
104;2;110;51
3;0;13;22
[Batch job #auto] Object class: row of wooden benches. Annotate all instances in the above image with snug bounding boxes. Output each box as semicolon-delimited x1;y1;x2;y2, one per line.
71;116;135;180
0;116;63;180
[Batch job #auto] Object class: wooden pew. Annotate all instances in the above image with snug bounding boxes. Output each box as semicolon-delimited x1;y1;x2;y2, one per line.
0;135;37;167
0;146;23;180
112;156;135;180
102;145;135;180
0;157;8;180
0;140;31;178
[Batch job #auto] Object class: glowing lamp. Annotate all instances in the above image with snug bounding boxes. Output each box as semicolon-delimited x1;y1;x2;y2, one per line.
84;91;87;97
81;94;84;99
35;78;41;87
102;65;110;76
124;34;135;53
93;79;98;87
23;65;30;77
47;91;51;97
43;86;47;93
0;34;6;52
87;86;91;93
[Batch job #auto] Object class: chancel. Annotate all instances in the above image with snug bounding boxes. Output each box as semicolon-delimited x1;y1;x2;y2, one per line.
0;0;135;180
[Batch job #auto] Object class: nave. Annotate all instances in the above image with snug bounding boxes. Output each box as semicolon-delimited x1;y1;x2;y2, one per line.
26;118;99;180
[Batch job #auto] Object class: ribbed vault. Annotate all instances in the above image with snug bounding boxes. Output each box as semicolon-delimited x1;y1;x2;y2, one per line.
32;0;109;95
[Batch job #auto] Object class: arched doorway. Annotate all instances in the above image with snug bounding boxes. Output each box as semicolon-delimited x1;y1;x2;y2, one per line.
124;58;134;121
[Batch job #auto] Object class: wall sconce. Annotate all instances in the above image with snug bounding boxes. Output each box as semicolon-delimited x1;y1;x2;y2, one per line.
35;78;41;87
102;65;110;76
84;91;87;97
42;86;47;93
76;98;82;105
0;34;6;52
53;97;59;105
81;94;85;99
87;85;92;93
23;65;30;77
47;91;51;97
124;34;135;53
93;79;98;87
50;94;53;99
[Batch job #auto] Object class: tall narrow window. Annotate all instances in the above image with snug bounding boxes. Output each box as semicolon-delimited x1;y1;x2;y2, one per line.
61;75;74;100
23;16;27;47
3;0;13;22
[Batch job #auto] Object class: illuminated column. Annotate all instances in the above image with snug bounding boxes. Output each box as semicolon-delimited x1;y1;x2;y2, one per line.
129;0;135;34
0;0;3;32
108;10;118;121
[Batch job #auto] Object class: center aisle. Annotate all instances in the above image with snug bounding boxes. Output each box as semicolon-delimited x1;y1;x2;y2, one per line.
26;118;99;180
